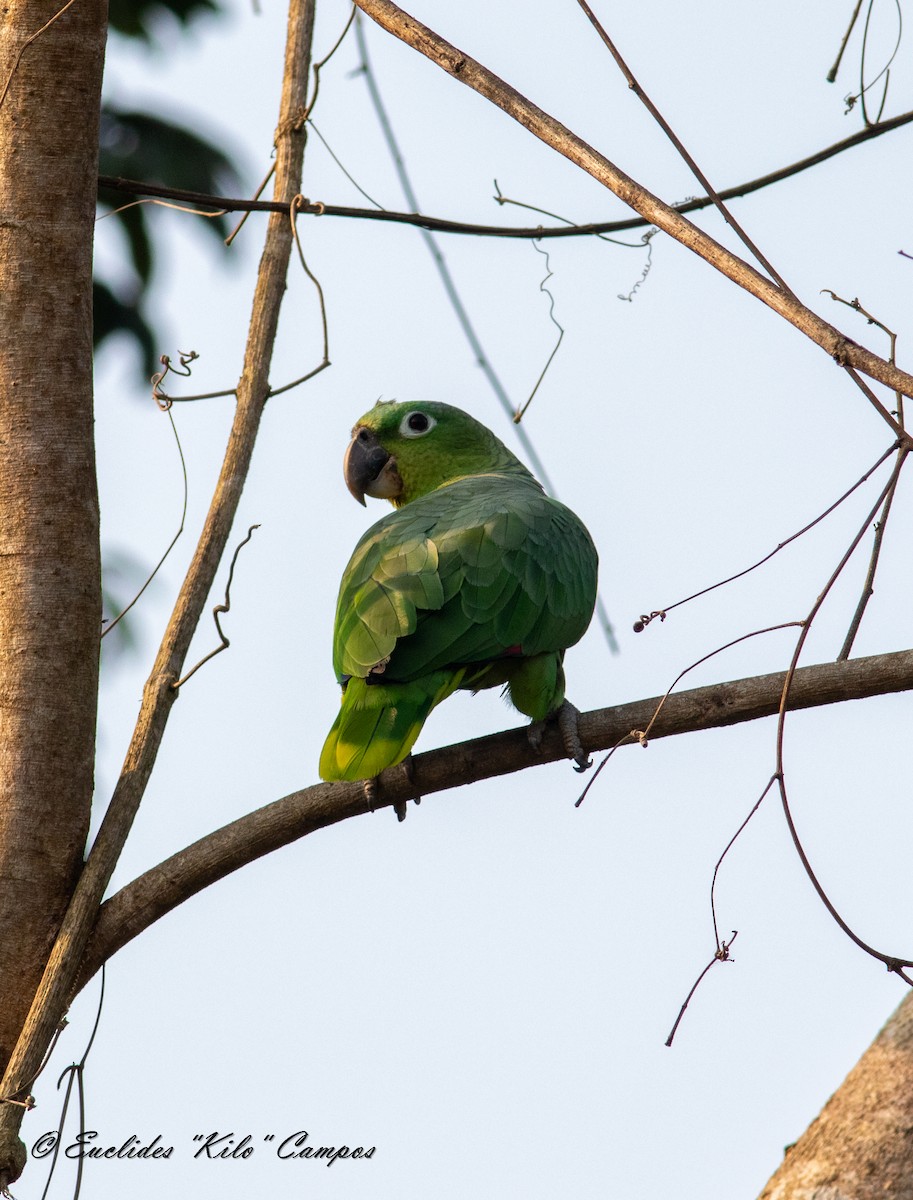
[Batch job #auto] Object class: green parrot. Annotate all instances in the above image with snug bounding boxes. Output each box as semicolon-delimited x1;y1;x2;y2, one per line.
319;400;598;798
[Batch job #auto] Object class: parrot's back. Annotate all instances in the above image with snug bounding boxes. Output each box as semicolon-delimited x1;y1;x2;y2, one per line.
320;471;597;783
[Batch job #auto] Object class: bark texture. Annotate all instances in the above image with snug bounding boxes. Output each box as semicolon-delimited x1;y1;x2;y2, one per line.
0;0;106;1184
759;991;913;1199
0;0;105;1061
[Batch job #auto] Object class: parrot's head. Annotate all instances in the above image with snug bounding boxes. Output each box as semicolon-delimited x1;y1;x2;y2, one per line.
343;400;530;507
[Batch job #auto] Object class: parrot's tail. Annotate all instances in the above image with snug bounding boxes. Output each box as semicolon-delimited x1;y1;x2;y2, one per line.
319;671;463;782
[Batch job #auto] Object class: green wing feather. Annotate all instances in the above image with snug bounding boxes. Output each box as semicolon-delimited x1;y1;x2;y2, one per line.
319;473;597;782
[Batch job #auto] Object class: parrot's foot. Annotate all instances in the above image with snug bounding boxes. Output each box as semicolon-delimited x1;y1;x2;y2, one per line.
364;777;379;811
527;704;591;771
527;719;546;754
393;755;421;822
363;759;420;822
559;701;591;772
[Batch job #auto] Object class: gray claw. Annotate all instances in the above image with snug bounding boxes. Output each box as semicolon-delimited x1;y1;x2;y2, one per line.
558;701;591;773
394;756;420;822
527;719;546;753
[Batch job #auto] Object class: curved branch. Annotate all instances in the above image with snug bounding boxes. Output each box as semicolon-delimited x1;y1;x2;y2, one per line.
97;108;913;240
351;0;913;413
75;646;913;994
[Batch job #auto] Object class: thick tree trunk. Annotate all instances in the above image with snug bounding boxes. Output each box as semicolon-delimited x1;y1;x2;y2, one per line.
759;990;913;1198
0;0;106;1165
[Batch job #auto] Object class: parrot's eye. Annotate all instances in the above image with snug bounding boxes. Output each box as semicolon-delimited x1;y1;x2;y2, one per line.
400;411;436;438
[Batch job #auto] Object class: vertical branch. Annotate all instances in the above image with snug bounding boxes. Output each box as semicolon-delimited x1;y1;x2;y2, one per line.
0;0;318;1179
0;0;107;1187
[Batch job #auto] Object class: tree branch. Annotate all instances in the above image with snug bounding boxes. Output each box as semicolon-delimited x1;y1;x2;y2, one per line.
74;647;913;994
96;107;913;240
758;989;913;1199
0;0;107;1183
0;0;317;1146
351;0;913;415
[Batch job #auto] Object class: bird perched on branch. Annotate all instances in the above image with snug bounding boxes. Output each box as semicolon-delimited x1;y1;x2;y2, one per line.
319;400;598;812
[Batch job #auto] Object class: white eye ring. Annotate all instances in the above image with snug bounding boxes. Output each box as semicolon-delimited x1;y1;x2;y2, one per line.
399;411;437;438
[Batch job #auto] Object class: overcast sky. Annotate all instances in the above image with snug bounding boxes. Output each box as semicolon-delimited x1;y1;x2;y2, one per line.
29;2;913;1197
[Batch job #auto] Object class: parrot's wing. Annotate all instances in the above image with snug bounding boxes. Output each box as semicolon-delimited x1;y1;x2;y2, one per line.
333;475;597;683
332;524;446;678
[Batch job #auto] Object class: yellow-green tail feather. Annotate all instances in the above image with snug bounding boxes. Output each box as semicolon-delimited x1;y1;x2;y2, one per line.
319;671;463;782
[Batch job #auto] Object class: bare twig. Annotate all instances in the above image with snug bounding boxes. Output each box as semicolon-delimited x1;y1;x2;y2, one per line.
351;0;913;412
73;645;913;993
100;400;188;648
261;195;333;399
95;106;913;242
847;0;903;126
35;969;104;1200
828;0;864;81
817;293;907;660
306;2;356;117
824;290;903;426
573;729;640;808
225;163;277;248
710;775;780;950
776;447;913;976
665;931;737;1048
152;349;238;406
102;362;193;640
837;473;901;660
573;0;793;295
98;196;227;223
492;180;645;248
287;193;330;372
823;290;899;344
514;241;564;422
616;232;655;302
155;387;238;403
491;182;658;302
0;1019;66;1111
307;120;384;207
173;525;260;690
223;7;351;255
637;625;804;747
634;441;900;631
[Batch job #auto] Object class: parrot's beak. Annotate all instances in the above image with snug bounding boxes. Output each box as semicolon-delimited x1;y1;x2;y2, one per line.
343;426;403;506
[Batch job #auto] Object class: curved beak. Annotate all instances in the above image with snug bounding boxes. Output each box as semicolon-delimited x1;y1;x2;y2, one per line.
343;426;403;506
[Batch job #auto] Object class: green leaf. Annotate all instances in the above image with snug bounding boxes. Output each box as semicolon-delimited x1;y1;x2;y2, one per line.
98;105;244;244
108;0;222;43
93;280;158;375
